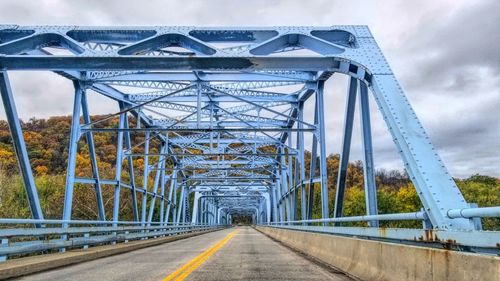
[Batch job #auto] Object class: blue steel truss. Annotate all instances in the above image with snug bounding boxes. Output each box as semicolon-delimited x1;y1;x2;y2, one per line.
0;25;498;258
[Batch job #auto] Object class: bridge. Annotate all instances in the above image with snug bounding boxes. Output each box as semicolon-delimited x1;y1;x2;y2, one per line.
0;25;498;280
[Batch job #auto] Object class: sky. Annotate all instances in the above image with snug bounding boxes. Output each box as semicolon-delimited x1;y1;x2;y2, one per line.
0;0;498;178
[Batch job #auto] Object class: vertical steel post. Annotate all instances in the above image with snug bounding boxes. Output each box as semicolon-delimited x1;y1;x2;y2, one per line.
276;177;284;222
198;199;203;224
181;192;187;223
308;97;319;219
123;114;139;221
176;186;185;224
287;137;295;220
270;185;278;222
210;203;214;225
81;90;106;221
317;81;329;219
173;181;178;223
264;192;271;223
293;154;299;221
197;82;202;128
112;109;126;225
334;77;357;222
147;144;166;225
201;199;206;224
141;131;150;225
280;148;290;221
0;72;44;221
159;159;167;225
297;102;307;221
191;191;201;224
165;169;177;223
62;80;83;224
359;82;378;227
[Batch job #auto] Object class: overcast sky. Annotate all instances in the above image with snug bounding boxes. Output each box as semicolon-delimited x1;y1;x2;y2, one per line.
0;0;498;178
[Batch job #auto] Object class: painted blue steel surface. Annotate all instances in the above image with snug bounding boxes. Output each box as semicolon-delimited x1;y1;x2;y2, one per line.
0;25;497;260
261;225;500;252
0;72;44;222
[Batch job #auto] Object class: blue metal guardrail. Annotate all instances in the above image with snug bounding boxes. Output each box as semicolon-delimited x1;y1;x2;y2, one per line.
261;206;500;254
0;220;226;260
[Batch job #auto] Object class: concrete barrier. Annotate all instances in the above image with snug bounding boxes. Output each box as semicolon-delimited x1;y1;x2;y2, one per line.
0;228;222;279
257;226;500;281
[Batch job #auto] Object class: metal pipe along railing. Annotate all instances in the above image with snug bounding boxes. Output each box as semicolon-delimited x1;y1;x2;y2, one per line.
0;218;196;226
447;206;500;219
267;211;427;224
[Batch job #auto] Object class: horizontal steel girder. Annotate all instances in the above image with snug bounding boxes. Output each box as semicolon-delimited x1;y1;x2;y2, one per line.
0;25;380;83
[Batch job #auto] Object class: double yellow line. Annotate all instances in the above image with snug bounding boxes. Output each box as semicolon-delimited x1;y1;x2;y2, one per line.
163;229;240;281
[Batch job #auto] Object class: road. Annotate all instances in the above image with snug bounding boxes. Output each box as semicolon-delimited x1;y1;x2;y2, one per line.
17;227;352;281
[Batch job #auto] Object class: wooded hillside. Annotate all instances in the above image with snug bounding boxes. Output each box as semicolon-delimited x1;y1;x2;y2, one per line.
0;117;498;230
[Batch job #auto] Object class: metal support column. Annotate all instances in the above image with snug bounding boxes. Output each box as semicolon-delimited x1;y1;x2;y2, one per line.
271;185;278;222
147;144;166;224
176;186;185;224
359;82;378;227
307;98;318;219
191;191;201;224
165;169;177;223
141;131;150;225
112;109;126;225
334;77;357;222
81;90;106;221
0;72;44;221
62;80;83;224
317;81;329;219
297;102;307;221
287;137;295;220
159;162;167;225
123;113;139;221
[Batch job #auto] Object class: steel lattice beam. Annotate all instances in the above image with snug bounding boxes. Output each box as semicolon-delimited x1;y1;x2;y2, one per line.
0;24;481;233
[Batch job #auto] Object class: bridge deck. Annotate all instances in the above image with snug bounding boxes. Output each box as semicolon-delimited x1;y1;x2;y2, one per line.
16;227;351;281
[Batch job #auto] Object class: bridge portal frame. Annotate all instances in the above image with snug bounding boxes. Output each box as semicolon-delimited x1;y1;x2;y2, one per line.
0;25;497;257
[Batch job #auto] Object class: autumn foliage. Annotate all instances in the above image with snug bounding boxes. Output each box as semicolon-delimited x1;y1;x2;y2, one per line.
0;117;498;230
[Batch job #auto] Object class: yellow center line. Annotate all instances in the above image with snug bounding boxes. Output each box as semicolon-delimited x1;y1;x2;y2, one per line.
162;229;240;281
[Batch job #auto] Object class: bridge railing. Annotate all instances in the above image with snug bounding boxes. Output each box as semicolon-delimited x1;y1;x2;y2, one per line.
267;211;427;224
0;219;225;261
262;206;500;254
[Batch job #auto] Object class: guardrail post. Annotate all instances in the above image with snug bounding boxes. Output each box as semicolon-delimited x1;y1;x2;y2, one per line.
469;203;482;231
83;233;90;249
0;238;8;261
421;208;433;229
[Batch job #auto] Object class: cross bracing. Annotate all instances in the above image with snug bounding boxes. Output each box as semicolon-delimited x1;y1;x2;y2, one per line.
0;24;498;258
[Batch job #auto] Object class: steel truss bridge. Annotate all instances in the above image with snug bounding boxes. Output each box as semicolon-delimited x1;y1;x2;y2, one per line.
0;25;498;274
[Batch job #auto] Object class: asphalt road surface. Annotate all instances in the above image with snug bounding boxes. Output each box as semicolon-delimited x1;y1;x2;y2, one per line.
17;226;352;281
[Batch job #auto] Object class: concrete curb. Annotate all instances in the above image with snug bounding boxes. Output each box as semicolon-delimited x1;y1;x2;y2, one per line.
254;226;360;281
0;229;222;279
256;226;500;281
